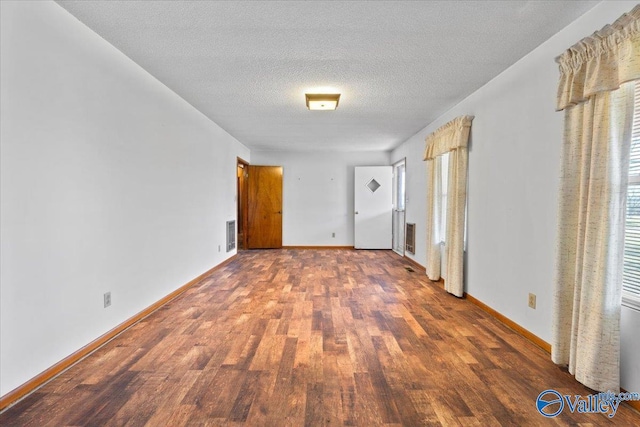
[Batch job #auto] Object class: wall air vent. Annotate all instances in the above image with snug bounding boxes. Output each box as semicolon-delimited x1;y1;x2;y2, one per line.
226;220;236;252
406;223;415;254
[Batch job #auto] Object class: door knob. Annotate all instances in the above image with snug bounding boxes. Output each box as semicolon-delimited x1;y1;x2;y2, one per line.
355;211;359;214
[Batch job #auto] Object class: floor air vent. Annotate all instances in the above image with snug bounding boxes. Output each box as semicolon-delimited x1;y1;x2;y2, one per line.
226;220;236;252
406;223;415;254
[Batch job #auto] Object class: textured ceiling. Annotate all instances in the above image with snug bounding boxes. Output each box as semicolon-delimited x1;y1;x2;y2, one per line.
56;0;598;152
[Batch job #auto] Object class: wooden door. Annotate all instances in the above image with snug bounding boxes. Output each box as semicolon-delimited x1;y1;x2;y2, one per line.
247;165;283;249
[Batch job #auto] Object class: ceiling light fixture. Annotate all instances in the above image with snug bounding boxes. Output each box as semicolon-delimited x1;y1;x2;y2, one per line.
305;93;340;111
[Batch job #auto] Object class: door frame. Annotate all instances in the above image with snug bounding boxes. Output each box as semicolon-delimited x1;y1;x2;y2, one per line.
237;157;249;250
392;158;406;256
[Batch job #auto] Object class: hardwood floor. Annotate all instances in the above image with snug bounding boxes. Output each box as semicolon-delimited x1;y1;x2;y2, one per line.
1;249;638;426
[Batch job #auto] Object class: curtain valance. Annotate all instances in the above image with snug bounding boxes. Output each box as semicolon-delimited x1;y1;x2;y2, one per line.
423;115;474;160
556;4;640;111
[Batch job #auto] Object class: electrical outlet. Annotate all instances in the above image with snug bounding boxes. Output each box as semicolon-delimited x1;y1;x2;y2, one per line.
528;293;536;309
218;245;221;252
332;232;335;238
104;292;111;308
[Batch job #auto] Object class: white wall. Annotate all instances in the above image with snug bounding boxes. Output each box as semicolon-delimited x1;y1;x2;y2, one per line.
0;1;249;396
251;151;390;246
390;0;640;393
621;307;640;393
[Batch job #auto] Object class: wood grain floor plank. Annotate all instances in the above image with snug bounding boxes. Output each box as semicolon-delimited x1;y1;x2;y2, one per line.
1;249;639;426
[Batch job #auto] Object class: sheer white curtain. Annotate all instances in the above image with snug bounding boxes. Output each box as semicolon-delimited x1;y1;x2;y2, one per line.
424;115;473;297
552;5;640;392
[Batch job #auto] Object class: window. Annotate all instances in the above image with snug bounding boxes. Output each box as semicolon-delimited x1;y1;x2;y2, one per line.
392;159;406;256
438;152;449;244
623;81;640;309
395;161;406;211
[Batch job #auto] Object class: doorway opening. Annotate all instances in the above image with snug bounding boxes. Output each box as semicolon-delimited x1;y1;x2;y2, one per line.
237;160;284;249
392;158;406;256
237;157;249;250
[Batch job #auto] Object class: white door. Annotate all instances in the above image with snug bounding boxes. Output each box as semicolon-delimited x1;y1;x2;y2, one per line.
354;166;392;249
